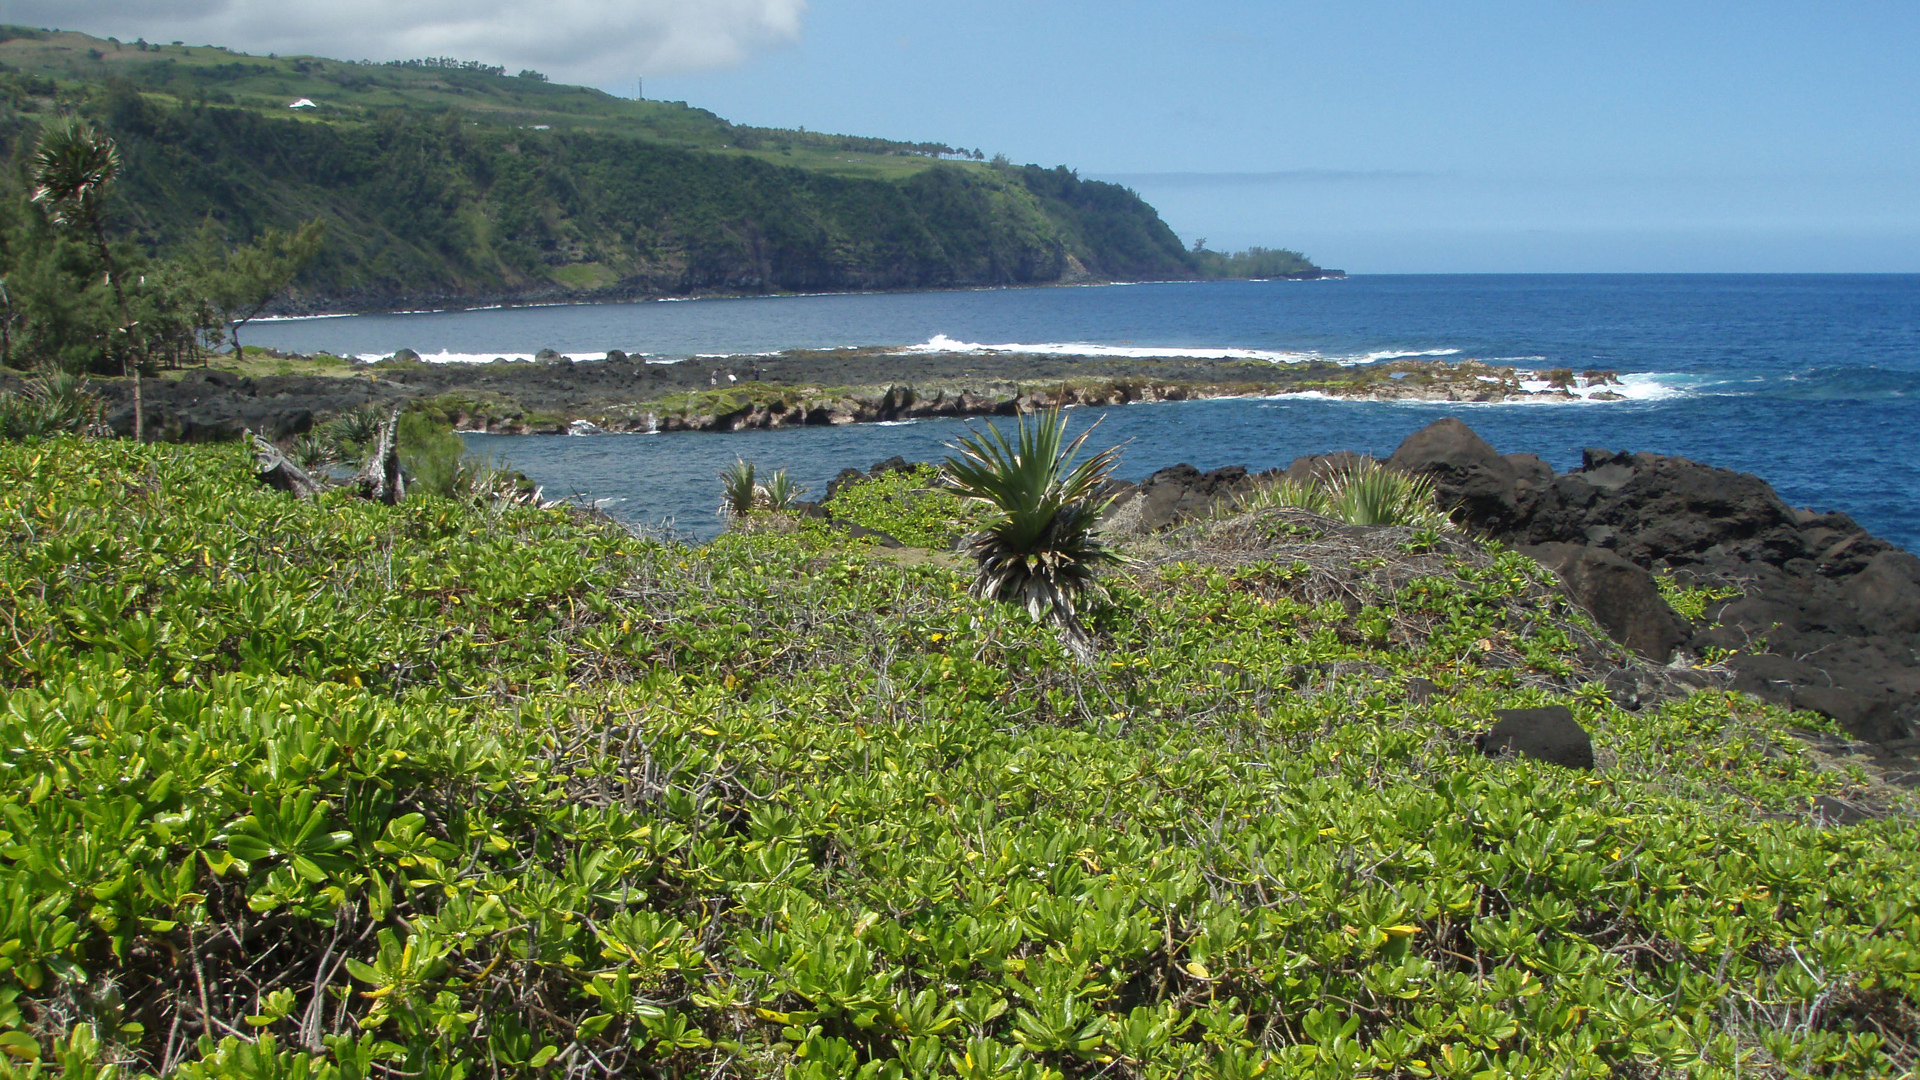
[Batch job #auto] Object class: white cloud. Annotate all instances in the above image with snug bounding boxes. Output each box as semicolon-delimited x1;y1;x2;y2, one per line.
0;0;808;84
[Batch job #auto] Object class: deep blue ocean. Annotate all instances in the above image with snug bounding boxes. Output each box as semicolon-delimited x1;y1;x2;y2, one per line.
249;275;1920;546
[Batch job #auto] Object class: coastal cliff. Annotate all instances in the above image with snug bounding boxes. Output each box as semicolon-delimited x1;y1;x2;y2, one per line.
0;30;1336;311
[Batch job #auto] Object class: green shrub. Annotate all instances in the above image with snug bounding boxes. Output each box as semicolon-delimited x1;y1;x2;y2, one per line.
1657;575;1742;622
396;410;471;498
0;439;1912;1080
826;463;990;548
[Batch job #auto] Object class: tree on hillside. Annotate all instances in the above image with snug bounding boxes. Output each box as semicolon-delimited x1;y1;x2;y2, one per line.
194;219;327;357
29;116;140;438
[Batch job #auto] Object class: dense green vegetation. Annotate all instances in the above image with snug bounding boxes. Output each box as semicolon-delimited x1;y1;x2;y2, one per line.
0;112;320;377
1189;245;1326;280
825;464;993;550
0;28;1270;311
0;435;1914;1078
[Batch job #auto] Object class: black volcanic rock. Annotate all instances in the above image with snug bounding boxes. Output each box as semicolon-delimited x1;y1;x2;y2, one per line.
1386;417;1553;532
1103;463;1259;533
1390;417;1920;748
1520;542;1690;662
1476;706;1595;770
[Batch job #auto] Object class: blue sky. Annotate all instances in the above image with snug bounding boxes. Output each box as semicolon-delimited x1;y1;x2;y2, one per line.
641;1;1920;273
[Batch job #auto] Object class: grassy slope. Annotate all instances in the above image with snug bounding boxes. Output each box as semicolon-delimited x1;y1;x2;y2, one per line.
0;29;955;182
0;438;1915;1079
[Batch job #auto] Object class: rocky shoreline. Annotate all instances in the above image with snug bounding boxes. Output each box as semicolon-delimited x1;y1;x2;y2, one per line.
1100;418;1920;774
52;348;1626;442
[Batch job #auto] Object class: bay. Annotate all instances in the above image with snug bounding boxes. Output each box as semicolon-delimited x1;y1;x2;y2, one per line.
252;274;1920;546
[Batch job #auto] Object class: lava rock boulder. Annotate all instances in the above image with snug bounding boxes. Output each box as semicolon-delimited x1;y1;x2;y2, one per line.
1475;706;1595;770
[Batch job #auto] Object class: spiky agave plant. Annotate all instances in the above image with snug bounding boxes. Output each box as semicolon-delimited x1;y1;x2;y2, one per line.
0;374;103;440
324;405;383;459
762;469;805;513
289;432;339;470
1322;460;1452;529
1235;475;1332;516
718;458;759;519
942;409;1122;639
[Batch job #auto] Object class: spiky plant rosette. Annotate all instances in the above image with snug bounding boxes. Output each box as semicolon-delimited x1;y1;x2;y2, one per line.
28;117;119;229
941;409;1121;625
1323;459;1453;529
762;468;805;513
718;457;759;519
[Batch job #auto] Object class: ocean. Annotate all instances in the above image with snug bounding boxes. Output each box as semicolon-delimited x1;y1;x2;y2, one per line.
249;274;1920;546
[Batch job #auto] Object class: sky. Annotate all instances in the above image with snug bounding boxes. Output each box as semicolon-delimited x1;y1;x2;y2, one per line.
21;1;1920;273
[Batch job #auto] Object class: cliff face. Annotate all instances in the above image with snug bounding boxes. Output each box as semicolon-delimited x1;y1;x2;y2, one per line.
5;90;1201;312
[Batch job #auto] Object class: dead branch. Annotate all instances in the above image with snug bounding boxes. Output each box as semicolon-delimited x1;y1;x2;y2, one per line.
249;429;326;499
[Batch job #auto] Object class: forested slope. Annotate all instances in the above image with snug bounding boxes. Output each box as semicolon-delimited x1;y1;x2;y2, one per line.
0;28;1224;311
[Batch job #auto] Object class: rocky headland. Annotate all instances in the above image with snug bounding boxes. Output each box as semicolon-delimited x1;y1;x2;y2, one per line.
39;349;1626;442
1100;418;1920;778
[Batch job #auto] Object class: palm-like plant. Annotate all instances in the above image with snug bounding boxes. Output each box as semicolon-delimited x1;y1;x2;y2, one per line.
718;458;759;519
29;119;121;232
29;118;138;438
942;409;1122;643
762;469;805;513
1235;460;1452;530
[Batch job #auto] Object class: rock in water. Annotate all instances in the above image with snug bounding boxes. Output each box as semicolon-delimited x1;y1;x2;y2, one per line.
1521;542;1690;661
1475;706;1595;770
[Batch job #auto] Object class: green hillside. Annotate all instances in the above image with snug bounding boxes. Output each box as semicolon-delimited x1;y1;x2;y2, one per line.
0;27;1262;311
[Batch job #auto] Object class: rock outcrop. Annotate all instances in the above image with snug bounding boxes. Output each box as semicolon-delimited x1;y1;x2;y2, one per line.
1092;416;1918;758
1102;464;1260;533
1476;706;1596;770
1518;542;1690;663
1392;418;1920;751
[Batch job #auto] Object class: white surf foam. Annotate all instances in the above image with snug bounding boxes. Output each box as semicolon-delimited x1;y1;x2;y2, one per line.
1360;348;1462;362
901;334;1323;364
253;312;356;323
352;350;604;365
1489;372;1693;404
899;335;1480;367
